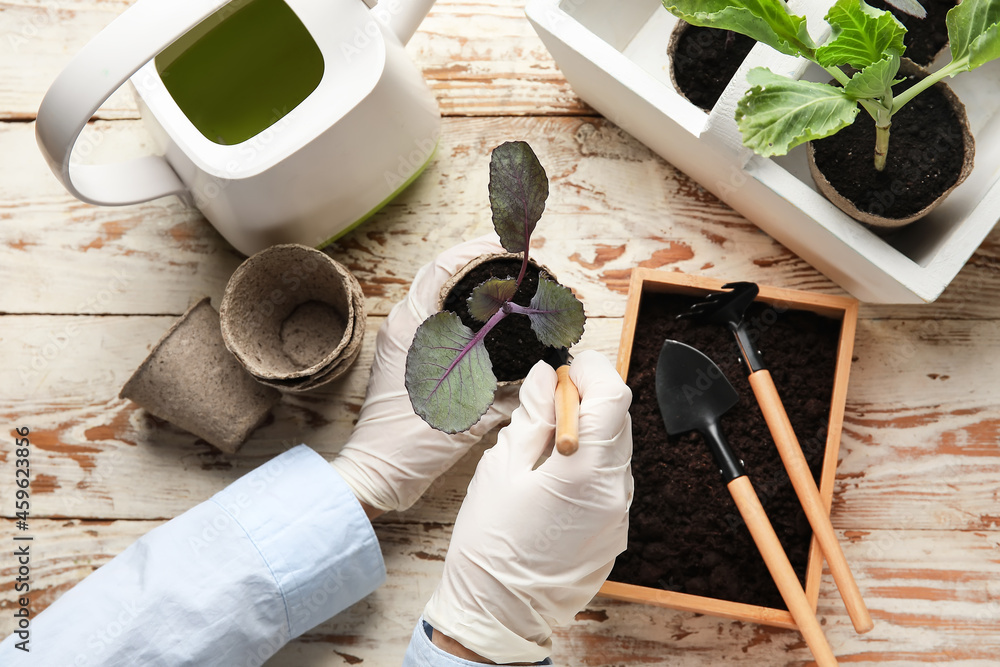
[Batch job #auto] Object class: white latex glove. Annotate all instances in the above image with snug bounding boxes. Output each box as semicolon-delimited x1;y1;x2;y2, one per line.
332;236;519;514
423;350;633;664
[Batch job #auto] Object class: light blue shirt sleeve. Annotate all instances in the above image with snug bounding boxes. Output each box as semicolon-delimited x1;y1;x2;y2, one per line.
0;445;385;667
402;619;553;666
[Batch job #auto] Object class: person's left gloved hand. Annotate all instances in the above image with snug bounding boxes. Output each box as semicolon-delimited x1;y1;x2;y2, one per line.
332;236;519;516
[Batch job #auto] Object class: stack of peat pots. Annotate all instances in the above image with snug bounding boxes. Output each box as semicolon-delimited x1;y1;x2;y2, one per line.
120;245;366;453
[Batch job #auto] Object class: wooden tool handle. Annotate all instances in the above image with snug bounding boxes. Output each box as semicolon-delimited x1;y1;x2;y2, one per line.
749;370;874;634
728;476;839;667
555;365;580;455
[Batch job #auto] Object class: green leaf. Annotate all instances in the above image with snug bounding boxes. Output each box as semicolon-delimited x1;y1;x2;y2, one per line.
884;0;926;19
526;278;585;349
488;141;549;254
815;0;906;70
735;68;860;157
405;312;497;434
468;278;517;322
843;53;902;99
662;0;815;57
947;0;1000;71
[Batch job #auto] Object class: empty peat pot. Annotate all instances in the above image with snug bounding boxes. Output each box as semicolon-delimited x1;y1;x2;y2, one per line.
119;297;281;453
220;244;366;392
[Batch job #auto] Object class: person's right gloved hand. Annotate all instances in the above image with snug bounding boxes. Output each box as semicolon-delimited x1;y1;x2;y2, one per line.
422;350;633;664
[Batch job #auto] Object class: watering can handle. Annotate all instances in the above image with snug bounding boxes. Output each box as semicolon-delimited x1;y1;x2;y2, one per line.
35;0;233;206
36;0;437;207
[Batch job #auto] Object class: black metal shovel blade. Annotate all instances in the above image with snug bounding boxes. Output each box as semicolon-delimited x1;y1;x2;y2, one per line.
655;339;739;436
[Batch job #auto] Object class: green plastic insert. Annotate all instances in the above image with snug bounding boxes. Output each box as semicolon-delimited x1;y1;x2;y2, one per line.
155;0;324;146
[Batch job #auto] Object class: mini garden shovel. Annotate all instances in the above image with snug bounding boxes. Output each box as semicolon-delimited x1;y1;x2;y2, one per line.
656;339;838;667
682;282;873;634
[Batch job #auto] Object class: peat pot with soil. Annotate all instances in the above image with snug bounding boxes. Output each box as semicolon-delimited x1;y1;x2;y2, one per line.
663;0;994;229
599;268;859;629
404;141;585;434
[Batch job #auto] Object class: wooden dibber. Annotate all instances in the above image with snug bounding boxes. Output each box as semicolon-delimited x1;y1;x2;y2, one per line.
554;364;580;455
749;369;874;634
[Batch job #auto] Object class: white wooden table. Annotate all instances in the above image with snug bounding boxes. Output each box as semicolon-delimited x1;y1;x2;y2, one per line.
1;1;999;664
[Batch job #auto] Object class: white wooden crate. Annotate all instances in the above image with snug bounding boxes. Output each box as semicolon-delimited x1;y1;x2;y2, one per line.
526;0;1000;303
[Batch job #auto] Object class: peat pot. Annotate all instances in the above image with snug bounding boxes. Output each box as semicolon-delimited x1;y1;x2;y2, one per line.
667;20;755;112
807;60;975;229
220;244;366;393
120;297;281;453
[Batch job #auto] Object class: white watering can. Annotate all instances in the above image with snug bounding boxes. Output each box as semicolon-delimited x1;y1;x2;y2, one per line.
36;0;440;255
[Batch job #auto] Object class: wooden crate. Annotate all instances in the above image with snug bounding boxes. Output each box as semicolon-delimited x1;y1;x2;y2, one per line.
599;267;859;630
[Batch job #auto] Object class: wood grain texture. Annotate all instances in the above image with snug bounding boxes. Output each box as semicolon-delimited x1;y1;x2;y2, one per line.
4;116;999;320
1;521;998;665
2;2;1000;664
0;0;588;119
0;314;621;522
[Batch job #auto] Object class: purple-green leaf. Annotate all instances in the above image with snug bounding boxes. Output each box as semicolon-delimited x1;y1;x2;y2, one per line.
526;277;585;349
404;311;498;434
468;278;517;322
488;141;549;254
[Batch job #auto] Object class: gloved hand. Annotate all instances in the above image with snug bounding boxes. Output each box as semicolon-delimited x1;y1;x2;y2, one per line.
423;350;633;664
332;236;519;515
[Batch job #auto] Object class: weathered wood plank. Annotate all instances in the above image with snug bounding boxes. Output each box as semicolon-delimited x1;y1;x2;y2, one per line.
0;0;588;120
1;520;997;665
835;317;1000;532
0;314;622;523
0;116;790;318
4;116;999;319
1;314;998;532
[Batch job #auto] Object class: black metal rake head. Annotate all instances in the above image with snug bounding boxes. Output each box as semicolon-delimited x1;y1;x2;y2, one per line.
678;281;759;329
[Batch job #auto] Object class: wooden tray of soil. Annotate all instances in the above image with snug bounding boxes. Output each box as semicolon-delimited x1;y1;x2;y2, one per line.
600;269;858;629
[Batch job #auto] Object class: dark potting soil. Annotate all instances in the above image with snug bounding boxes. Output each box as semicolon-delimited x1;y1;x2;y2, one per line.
444;257;556;383
670;24;756;112
869;0;956;66
810;71;967;221
608;291;842;611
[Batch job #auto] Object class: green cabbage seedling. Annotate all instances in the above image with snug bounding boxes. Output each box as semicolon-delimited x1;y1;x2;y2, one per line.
663;0;1000;170
404;141;585;433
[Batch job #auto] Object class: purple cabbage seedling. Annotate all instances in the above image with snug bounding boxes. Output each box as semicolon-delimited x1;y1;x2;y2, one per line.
404;141;585;433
